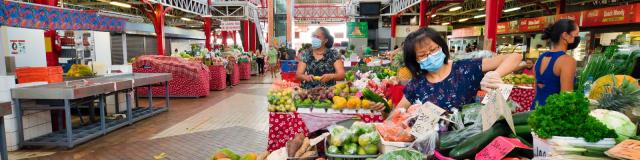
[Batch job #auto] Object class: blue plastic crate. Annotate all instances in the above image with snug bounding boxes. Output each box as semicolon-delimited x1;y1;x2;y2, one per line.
280;60;298;73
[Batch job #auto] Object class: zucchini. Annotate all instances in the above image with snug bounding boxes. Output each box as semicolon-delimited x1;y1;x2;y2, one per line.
513;111;531;125
449;122;509;159
515;125;531;136
362;89;390;113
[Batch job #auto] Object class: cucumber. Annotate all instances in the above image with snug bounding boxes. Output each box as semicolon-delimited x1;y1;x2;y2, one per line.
515;125;531;136
449;122;509;159
513;111;531;125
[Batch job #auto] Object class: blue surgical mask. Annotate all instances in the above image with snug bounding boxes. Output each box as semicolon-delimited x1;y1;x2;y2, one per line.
418;49;446;72
311;37;323;49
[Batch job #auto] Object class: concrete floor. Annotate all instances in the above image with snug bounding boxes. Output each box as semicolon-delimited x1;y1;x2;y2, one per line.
10;74;276;160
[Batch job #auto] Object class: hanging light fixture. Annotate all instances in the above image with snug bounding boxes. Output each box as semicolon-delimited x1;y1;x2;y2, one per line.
504;7;521;12
458;18;469;22
474;14;486;18
109;1;131;8
449;6;462;12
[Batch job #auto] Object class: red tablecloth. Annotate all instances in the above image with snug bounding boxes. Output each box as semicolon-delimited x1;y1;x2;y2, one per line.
509;87;535;113
268;112;383;151
231;63;240;85
133;56;210;97
208;65;226;91
239;62;251;80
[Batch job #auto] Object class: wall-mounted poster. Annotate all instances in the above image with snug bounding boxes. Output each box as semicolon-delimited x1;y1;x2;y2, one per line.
347;22;368;38
9;40;26;55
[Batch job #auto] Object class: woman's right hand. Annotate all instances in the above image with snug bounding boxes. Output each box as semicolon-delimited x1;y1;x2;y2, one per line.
302;75;314;81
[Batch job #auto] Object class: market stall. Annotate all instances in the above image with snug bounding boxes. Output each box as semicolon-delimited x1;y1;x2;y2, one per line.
133;55;210;97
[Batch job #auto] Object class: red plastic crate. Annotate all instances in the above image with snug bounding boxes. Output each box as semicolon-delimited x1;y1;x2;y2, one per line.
280;72;300;83
16;66;63;83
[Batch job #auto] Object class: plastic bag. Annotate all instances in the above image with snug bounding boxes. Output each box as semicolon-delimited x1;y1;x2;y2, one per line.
461;103;484;126
410;126;439;157
358;132;381;146
438;124;482;150
350;121;375;135
328;125;349;146
376;149;424;160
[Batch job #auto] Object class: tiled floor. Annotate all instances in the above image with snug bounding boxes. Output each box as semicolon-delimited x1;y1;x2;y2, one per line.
9;74;276;160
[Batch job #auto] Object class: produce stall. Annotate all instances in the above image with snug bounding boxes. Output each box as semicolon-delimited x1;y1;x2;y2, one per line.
208;65;227;91
133;55;210;97
10;73;172;148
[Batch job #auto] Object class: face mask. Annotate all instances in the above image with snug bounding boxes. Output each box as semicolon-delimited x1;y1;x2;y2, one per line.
567;36;581;50
311;37;323;49
418;49;446;72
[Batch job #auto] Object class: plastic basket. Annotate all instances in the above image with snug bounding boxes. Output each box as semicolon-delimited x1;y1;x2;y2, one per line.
280;60;298;73
281;72;300;83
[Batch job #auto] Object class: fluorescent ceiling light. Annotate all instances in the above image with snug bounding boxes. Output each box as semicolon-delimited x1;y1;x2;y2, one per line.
441;22;450;25
474;14;486;18
504;7;521;12
431;14;436;18
478;8;485;11
449;6;462;12
181;17;193;21
109;1;131;8
165;14;175;17
458;18;469;22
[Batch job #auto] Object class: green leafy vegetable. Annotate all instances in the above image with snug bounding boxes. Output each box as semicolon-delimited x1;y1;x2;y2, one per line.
528;92;617;142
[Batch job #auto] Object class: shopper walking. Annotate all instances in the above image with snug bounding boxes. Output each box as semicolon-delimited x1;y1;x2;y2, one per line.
226;55;235;88
384;28;522;112
531;19;579;109
256;46;265;76
267;44;279;78
296;27;345;89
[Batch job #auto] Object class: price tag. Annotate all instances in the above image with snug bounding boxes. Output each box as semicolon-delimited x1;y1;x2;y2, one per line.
481;84;514;104
476;136;532;160
606;139;640;160
410;102;445;137
481;89;516;133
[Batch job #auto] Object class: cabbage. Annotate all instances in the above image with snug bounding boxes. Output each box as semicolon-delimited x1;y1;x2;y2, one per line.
590;109;637;142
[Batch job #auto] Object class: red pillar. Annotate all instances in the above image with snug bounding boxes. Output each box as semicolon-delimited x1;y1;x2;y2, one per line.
250;22;257;52
222;31;228;46
233;31;237;45
204;18;213;51
243;20;250;52
484;0;504;52
34;0;61;66
419;0;428;28
556;0;566;15
138;1;172;55
391;15;397;38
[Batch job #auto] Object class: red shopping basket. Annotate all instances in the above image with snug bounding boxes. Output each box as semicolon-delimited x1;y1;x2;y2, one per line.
280;72;300;83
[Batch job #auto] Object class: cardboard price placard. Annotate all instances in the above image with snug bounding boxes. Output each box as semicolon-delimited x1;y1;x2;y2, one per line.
481;89;516;133
482;84;513;104
410;102;446;137
606;139;640;160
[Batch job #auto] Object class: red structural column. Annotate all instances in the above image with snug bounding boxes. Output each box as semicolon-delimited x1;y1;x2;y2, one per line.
204;18;213;51
391;15;397;38
419;0;428;28
243;20;250;52
34;0;60;66
556;0;566;14
250;22;257;52
138;1;172;55
484;0;504;52
222;31;228;46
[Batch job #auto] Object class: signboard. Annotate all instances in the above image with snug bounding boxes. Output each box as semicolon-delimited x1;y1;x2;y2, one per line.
496;21;518;35
583;5;636;27
347;22;368;38
556;12;583;26
410;102;445;137
220;21;241;31
9;40;26;55
451;26;483;38
519;16;552;32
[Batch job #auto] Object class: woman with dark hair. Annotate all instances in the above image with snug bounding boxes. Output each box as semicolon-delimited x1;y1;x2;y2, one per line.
379;28;522;112
255;45;265;76
296;27;346;89
531;19;579;109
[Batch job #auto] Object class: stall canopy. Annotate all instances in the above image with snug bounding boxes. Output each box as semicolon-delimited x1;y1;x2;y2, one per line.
2;1;126;32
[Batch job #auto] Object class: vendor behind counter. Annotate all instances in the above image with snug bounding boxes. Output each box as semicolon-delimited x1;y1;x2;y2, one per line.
296;27;346;89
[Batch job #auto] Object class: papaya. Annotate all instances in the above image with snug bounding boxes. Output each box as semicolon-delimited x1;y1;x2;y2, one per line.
240;153;257;160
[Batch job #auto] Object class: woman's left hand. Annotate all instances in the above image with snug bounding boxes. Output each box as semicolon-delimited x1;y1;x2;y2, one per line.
320;74;334;83
480;71;503;91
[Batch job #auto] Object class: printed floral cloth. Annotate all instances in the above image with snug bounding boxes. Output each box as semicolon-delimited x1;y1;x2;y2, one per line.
208;65;226;91
232;63;240;85
268;112;383;151
509;87;535;113
300;49;340;89
239;62;251;80
133;55;207;80
404;59;484;111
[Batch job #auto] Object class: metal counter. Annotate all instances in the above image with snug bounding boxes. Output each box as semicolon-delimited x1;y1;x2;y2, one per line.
11;73;172;148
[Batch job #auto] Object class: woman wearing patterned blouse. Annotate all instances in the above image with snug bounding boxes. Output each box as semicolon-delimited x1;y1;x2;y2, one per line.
386;28;523;112
296;27;345;89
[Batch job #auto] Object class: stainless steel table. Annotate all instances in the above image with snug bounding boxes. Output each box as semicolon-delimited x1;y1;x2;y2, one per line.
0;102;11;160
11;73;172;148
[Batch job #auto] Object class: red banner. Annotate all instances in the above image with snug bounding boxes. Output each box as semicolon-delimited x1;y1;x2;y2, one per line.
497;21;518;34
518;17;549;32
556;12;583;25
451;26;482;38
583;5;636;27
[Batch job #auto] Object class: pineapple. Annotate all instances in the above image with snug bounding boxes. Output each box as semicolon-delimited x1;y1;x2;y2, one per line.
397;67;412;82
597;77;640;112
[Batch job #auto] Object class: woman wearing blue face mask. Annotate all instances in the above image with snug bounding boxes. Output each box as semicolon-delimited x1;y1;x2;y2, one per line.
379;28;522;112
296;27;346;89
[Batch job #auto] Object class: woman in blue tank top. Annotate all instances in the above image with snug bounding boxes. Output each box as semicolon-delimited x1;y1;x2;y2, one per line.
532;19;580;109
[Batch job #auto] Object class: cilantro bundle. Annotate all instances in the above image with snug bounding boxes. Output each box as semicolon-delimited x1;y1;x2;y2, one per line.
528;92;617;142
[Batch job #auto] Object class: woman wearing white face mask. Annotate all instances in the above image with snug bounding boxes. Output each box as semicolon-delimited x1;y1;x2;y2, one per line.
296;27;346;89
379;28;522;112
